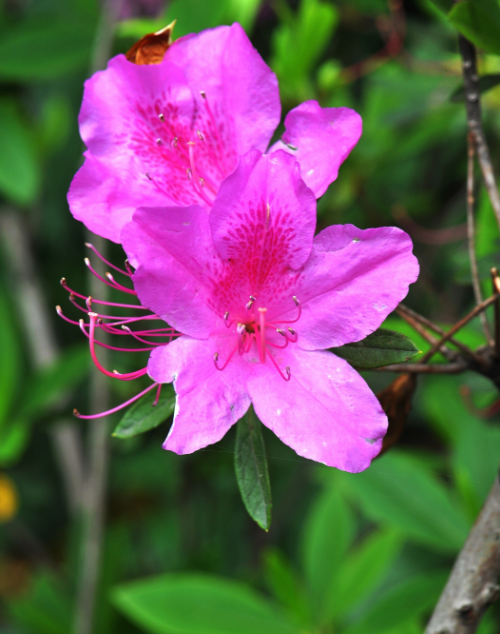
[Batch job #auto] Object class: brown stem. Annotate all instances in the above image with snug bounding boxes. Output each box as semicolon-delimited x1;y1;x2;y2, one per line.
425;470;500;634
459;36;500;232
491;269;500;358
466;132;491;342
0;209;85;514
395;307;456;361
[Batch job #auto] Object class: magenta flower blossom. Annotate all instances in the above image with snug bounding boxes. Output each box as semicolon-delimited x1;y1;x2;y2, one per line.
118;149;419;472
68;23;362;243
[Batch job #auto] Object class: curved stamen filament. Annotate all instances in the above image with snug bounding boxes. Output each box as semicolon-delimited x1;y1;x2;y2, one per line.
214;346;238;371
85;258;137;295
269;296;302;326
153;383;162;407
267;352;291;382
85;243;130;276
79;320;154;352
88;313;147;380
74;382;159;420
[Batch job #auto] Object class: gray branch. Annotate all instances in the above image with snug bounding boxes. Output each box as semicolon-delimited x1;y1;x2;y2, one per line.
425;471;500;633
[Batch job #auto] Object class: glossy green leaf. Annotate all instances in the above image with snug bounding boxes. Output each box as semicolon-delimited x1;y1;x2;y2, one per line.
301;488;354;619
0;100;40;205
112;573;301;634
448;1;500;56
113;385;175;439
450;74;500;102
332;328;420;369
0;18;95;80
325;528;402;621
344;452;470;551
234;408;272;531
20;345;90;418
343;571;447;634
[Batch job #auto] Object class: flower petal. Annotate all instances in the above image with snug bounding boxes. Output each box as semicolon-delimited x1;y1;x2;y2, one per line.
270;101;362;198
122;204;221;338
209;149;316;309
295;224;419;350
166;23;280;156
248;346;387;472
148;336;251;454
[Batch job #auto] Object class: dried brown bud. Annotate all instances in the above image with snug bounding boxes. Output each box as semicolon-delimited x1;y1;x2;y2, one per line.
376;373;417;457
125;21;176;66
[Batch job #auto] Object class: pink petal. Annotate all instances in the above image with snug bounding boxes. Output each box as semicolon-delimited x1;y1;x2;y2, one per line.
148;337;251;454
210;149;317;288
270;101;362;198
295;224;419;350
166;23;280;156
248;347;387;472
122;205;221;339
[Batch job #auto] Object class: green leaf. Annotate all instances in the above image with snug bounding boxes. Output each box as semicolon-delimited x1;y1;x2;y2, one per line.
262;549;311;628
450;74;500;102
20;345;90;418
0;421;30;467
113;385;175;439
271;0;338;101
342;571;448;634
234;408;272;531
428;0;454;13
0;100;40;205
112;573;301;634
0;17;95;80
332;328;420;369
301;488;354;620
325;528;402;621
344;451;470;551
448;1;500;56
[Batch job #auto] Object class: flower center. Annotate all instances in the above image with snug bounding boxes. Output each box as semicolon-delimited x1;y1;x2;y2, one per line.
214;296;302;381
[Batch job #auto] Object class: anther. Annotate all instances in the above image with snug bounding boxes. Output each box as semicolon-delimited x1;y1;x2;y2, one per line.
158;113;165;121
186;168;192;181
246;296;256;310
146;172;152;181
286;366;291;379
214;352;219;362
197;130;205;141
171;137;178;149
73;408;81;417
288;327;295;335
200;90;206;99
224;311;229;320
237;323;246;336
199;178;204;188
293;296;299;306
69;292;75;301
156;138;162;145
60;277;67;287
277;328;286;337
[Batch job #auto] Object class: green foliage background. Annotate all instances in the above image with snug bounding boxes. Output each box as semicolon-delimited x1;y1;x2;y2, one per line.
1;0;500;632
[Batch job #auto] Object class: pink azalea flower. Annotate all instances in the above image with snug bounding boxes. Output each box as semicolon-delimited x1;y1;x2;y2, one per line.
117;149;419;472
68;23;362;243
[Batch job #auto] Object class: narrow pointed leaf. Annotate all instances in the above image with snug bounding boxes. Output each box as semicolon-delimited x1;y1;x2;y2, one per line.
235;408;272;531
113;385;175;439
332;328;419;369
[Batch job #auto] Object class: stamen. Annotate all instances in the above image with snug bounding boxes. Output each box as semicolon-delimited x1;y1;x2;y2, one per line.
74;382;159;420
171;137;178;149
85;243;131;276
246;295;257;310
79;320;154;352
288;327;295;335
159;113;165;121
156;138;162;145
267;352;291;382
146;172;152;181
214;346;237;371
84;258;137;295
186;141;214;206
105;272;136;295
153;384;162;407
200;90;206;99
197;130;205;141
186;168;192;181
277;329;286;337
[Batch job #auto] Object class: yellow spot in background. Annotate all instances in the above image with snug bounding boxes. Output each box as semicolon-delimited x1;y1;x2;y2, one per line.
0;475;18;523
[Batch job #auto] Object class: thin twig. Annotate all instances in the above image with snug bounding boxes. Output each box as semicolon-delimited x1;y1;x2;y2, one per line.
396;304;481;362
459;36;500;232
466;132;492;343
425;469;500;634
375;362;467;373
421;293;499;364
73;2;120;633
395;307;456;361
0;209;85;514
